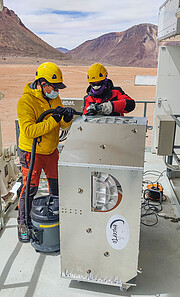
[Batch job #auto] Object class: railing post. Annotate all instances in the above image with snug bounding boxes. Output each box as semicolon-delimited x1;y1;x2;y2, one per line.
135;100;155;118
144;102;147;117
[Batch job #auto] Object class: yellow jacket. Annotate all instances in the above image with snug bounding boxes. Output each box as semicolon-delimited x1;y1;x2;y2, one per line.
17;83;72;154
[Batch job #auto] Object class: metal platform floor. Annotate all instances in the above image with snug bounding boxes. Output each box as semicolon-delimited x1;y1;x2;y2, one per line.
0;151;180;297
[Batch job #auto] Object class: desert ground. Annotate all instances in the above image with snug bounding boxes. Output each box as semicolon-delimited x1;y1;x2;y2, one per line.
0;63;157;148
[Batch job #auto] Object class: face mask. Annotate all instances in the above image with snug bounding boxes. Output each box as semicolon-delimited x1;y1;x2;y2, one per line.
91;78;108;95
45;90;59;99
92;85;101;90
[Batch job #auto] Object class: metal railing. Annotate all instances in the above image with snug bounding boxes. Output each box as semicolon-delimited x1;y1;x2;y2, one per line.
135;100;155;117
61;98;156;118
15;99;156;155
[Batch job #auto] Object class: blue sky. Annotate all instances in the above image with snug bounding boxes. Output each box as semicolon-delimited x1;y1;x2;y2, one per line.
4;0;164;50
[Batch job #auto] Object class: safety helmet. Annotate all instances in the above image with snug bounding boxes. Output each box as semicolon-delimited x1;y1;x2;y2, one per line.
35;62;66;89
87;63;108;83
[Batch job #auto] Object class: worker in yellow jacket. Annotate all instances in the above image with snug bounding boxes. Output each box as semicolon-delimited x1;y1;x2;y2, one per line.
17;62;73;243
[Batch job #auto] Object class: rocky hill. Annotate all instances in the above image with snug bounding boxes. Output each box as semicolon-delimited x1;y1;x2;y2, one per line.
0;6;66;60
67;24;159;68
0;6;159;67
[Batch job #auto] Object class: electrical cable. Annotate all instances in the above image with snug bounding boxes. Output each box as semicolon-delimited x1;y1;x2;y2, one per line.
141;189;163;226
143;170;166;186
143;169;164;175
141;170;166;227
25;109;55;226
141;170;180;226
157;213;180;223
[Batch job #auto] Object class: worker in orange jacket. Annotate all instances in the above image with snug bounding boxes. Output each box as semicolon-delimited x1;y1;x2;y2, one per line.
17;62;74;243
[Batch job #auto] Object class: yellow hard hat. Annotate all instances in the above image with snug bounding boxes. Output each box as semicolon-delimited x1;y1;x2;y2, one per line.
87;63;108;83
35;62;66;89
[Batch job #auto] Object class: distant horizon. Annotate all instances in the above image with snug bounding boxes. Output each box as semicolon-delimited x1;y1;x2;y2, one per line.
4;0;163;50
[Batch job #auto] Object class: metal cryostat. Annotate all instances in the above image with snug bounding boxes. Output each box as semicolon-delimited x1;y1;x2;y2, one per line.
59;115;147;291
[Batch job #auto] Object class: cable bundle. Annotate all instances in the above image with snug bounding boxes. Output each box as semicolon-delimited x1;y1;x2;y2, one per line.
141;170;166;227
145;183;164;202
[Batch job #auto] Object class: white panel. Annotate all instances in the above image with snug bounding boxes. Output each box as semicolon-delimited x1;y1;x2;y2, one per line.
158;0;180;40
134;75;157;86
152;46;180;151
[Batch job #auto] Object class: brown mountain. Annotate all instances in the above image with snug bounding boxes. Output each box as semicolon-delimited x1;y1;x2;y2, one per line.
67;24;158;68
0;6;66;60
0;7;159;67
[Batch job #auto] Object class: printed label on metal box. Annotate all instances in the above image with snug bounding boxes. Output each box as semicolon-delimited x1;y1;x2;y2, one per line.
106;214;129;250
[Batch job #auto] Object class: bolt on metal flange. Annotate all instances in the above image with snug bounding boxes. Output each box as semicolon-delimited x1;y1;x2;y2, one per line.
137;267;143;273
104;251;110;257
78;188;83;194
100;144;106;149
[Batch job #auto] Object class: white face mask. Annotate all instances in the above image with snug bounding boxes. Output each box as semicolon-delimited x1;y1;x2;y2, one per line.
45;89;59;99
92;85;101;90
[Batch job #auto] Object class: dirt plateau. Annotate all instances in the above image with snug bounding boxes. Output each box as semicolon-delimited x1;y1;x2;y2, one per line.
0;64;157;148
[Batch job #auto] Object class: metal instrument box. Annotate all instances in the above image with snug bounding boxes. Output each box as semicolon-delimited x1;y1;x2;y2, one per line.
158;0;180;41
156;115;175;156
59;116;147;291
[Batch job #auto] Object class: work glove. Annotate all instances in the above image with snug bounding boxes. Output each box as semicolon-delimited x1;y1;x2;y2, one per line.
63;107;76;122
52;106;65;123
86;103;102;115
99;101;113;115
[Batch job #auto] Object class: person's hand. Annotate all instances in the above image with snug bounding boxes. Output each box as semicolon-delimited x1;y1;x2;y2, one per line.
87;104;96;112
86;103;101;115
63;107;76;122
52;106;65;123
99;101;113;115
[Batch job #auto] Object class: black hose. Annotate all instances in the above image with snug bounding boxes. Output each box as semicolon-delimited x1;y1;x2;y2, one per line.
25;108;82;226
73;111;83;115
25;109;55;226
